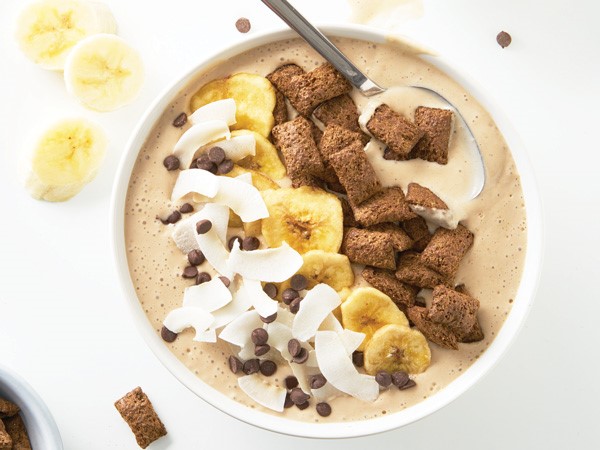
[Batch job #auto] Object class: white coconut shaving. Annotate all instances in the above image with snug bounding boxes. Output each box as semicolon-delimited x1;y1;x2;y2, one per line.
202;285;254;336
212;175;268;222
227;241;303;282
238;374;287;412
292;284;341;342
170;169;220;202
188;99;236;126
318;312;344;333
197;134;255;162
311;382;342;402
195;227;233;279
173;120;230;168
163;307;214;341
183;277;232;312
218;310;262;347
338;329;366;356
240;278;278;318
265;322;294;360
171;203;230;253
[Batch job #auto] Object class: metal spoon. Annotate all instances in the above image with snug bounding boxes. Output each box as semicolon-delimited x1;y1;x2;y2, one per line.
261;0;485;198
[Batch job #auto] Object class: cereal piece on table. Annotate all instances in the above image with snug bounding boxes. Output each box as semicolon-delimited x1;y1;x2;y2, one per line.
114;387;167;449
0;398;19;418
420;224;474;278
341;227;396;270
272;88;288;126
319;123;365;161
266;64;305;95
428;285;480;339
395;252;451;288
402;216;432;251
406;182;448;210
407;306;458;350
3;415;30;450
340;197;357;227
368;223;414;252
350;186;416;227
362;266;417;311
366;104;424;158
313;94;370;144
414;106;453;164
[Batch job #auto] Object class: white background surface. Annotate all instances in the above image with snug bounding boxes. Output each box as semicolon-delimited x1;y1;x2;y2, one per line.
1;0;599;448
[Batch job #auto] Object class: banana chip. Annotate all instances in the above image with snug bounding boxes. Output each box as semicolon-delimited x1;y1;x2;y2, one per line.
233;130;286;180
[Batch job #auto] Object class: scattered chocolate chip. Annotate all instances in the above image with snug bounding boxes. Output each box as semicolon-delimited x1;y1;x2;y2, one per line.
352;351;364;367
289;387;310;405
263;283;278;299
196;272;211;285
228;236;242;251
259;360;277;376
179;203;194;214
182;265;198;279
254;344;270;357
399;379;417;390
163;155;180;171
196;219;212;234
219;276;231;287
282;288;299;305
316;402;332;417
217;159;234;175
164;210;181;224
260;312;277;324
251;328;269;345
160;326;177;343
242;359;260;375
196;154;217;173
296;401;310;410
284;376;299;390
284;393;294;408
309;374;327;389
496;31;512;48
289;297;302;314
228;355;243;374
292;347;309;364
391;371;410;388
242;236;260;251
290;274;308;291
190;157;198;169
172;112;188;127
188;249;205;266
375;371;392;388
287;339;302;357
235;17;251;33
208;146;226;164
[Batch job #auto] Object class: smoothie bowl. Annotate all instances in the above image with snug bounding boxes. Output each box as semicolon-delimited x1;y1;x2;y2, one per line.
111;25;542;438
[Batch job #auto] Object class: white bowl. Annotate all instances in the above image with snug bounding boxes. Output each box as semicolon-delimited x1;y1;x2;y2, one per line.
0;365;63;449
110;25;543;438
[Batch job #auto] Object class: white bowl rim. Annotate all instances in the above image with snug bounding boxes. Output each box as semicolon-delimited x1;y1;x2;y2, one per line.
110;23;543;439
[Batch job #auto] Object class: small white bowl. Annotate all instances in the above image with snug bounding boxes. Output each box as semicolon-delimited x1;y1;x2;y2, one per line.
0;365;63;449
110;25;543;438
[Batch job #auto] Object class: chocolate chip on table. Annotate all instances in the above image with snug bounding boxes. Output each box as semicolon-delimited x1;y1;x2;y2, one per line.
251;328;269;345
216;159;234;175
287;339;302;357
391;371;410;388
282;288;299;305
182;265;198;279
496;30;512;48
228;236;242;251
179;203;194;214
254;344;271;357
399;379;417;390
309;374;327;390
242;236;260;251
284;375;299;390
228;355;243;374
196;154;217;173
352;351;364;367
316;402;332;417
196;271;211;285
375;371;392;388
283;393;294;408
187;249;205;266
260;312;277;324
289;297;302;314
290;274;308;291
235;17;251;33
208;146;226;164
160;326;177;343
196;219;212;234
289;387;310;405
242;359;260;375
262;283;278;299
163;155;180;171
219;276;231;287
292;347;308;364
296;401;310;410
259;360;277;377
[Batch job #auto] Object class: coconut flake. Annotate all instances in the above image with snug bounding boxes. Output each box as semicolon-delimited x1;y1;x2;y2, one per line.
292;284;341;342
274;306;295;328
241;278;278;318
189;99;237;126
195;227;232;278
289;362;319;395
311;383;343;402
206;285;254;331
163;307;214;341
238;374;287;412
314;331;379;402
171;169;219;202
265;322;294;360
197;134;255;162
218;310;262;347
172;203;229;253
318;313;344;333
183;277;232;312
339;329;365;356
212;175;268;222
227;241;303;282
173;120;230;168
194;328;217;343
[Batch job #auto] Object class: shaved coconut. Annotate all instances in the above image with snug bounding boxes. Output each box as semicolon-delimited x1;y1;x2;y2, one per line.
314;331;379;402
339;329;365;356
173;120;230;168
219;310;262;347
172;203;230;253
212;175;268;222
290;362;319;394
163;307;214;341
238;374;287;412
292;284;341;341
196;228;232;278
183;277;232;312
195;328;217;343
266;322;294;360
319;313;344;333
274;306;295;328
227;241;303;282
238;342;257;360
242;278;278;318
197;134;255;162
312;383;342;402
205;285;253;331
189;99;236;126
171;169;219;202
306;349;319;367
410;204;458;229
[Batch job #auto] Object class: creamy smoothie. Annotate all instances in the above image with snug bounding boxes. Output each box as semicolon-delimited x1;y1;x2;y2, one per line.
124;37;526;423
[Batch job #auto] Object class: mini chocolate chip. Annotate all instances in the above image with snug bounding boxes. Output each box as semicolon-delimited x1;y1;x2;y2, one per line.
287;339;302;357
316;402;332;417
399;379;417;390
242;359;260;375
284;393;294;408
179;203;194;214
182;266;198;279
161;326;177;343
235;17;251;33
391;371;410;388
496;30;512;48
290;274;308;291
292;347;308;364
284;375;299;390
260;312;277;324
289;387;310;405
254;344;270;357
375;371;392;388
172;112;188;127
196;271;211;285
219;276;230;287
216;158;234;174
282;288;299;305
242;236;260;251
259;360;277;376
296;401;310;410
165;210;181;224
289;297;302;314
228;236;242;251
309;374;327;389
208;146;226;164
163;155;180;171
352;351;364;367
228;355;243;374
188;249;205;266
251;328;269;345
196;154;217;173
196;219;212;234
263;283;278;299
190;158;198;169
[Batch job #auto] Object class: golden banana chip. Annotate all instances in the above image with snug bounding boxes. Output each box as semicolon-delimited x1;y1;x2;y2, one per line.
233;130;286;180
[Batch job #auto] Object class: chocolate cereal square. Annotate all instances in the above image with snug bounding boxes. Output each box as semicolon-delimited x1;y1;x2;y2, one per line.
115;387;167;449
402;216;432;251
395;252;450;289
420;224;474;278
0;398;19;419
319;124;365;161
328;140;381;205
350;187;416;227
3;415;31;450
272;88;288;126
454;284;484;342
266;63;305;95
313;95;370;144
406;182;448;210
368;223;414;252
362;267;417;311
366;104;424;158
428;285;480;339
341;227;396;270
414;106;453;164
407;306;458;350
340;197;357;227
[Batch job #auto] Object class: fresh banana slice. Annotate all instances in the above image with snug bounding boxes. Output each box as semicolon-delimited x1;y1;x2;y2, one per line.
364;324;431;375
341;287;409;351
261;186;343;254
24;118;106;201
64;33;144;111
16;0;117;70
232;130;286;180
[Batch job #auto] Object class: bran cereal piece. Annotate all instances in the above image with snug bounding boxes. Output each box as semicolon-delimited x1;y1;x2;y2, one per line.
366;104;424;158
407;306;458;350
115;387;167;449
272;88;288;126
395;252;451;289
362;267;417;312
402;216;432;251
266;64;305;95
340;197;357;227
0;420;12;450
368;223;413;252
429;285;480;340
420;224;474;278
382;146;416;161
0;398;19;419
313;95;370;144
328;141;381;205
414;106;453;164
311;123;323;146
3;415;30;450
406;182;448;210
350;187;416;227
319;124;365;162
454;284;484;342
291;174;323;189
341;227;396;270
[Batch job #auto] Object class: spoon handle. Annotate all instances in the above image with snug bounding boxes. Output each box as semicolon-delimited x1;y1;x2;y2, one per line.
261;0;385;96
